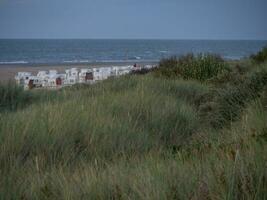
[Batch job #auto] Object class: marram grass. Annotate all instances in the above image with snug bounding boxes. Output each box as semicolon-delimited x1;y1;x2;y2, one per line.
0;60;267;199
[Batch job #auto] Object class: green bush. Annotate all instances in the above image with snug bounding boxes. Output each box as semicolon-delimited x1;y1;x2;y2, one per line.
155;53;229;81
250;46;267;64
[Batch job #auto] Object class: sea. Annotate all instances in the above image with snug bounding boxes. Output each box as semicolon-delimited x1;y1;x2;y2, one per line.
0;39;266;66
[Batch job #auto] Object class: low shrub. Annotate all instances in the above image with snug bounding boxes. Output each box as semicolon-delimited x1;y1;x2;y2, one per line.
155;53;229;81
200;68;267;128
250;46;267;64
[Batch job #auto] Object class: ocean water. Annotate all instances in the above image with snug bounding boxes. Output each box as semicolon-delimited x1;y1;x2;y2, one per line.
0;39;266;65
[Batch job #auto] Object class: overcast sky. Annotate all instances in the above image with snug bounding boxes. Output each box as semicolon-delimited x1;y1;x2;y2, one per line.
0;0;266;40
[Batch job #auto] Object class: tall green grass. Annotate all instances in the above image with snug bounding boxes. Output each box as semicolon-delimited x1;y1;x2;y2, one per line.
155;53;229;81
250;46;267;64
0;57;267;199
0;81;65;113
200;66;267;128
0;81;31;112
0;76;205;166
1;93;266;199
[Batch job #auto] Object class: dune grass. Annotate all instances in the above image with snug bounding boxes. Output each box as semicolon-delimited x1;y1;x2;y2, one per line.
155;53;228;81
0;57;267;199
250;46;267;64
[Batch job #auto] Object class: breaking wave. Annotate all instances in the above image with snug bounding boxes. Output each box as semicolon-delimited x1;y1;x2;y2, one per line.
0;61;28;64
63;60;93;63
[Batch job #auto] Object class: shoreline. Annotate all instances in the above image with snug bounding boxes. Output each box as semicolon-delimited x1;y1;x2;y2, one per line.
0;61;157;82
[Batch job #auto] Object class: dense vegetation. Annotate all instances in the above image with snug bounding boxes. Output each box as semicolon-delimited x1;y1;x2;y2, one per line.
250;46;267;63
0;81;30;112
0;51;267;199
155;53;228;81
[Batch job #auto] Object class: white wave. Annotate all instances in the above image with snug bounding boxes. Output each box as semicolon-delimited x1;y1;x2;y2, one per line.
0;61;28;64
95;60;130;63
96;59;159;63
135;56;141;60
127;56;142;60
159;50;168;53
63;60;92;63
223;56;242;60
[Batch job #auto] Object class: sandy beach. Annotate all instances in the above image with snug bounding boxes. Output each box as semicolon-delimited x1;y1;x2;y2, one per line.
0;62;156;82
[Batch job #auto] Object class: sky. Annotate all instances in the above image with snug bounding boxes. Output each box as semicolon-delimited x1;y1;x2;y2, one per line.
0;0;266;40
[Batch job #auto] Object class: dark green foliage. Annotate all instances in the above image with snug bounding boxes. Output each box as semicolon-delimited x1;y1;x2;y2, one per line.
155;53;229;81
0;81;31;112
131;67;156;75
208;63;250;87
0;82;64;112
200;68;267;128
250;46;267;63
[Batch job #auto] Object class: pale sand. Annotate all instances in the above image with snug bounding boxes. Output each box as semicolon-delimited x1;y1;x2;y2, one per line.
0;62;156;82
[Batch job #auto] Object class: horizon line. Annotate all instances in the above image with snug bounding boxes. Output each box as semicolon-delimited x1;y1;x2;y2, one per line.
0;38;267;41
